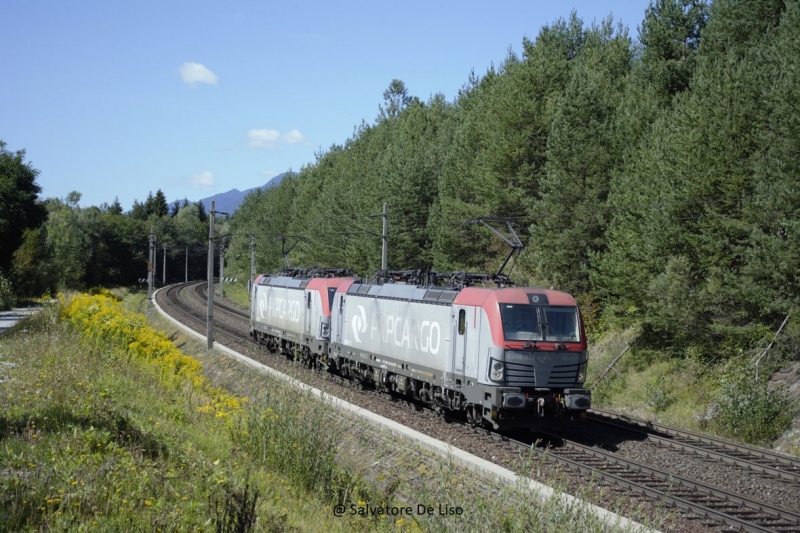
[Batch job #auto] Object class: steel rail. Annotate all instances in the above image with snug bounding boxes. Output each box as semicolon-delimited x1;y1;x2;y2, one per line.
196;283;250;319
162;282;247;342
501;432;800;533
588;409;800;481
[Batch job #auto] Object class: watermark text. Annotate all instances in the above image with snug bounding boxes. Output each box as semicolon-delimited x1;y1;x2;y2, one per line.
332;503;464;518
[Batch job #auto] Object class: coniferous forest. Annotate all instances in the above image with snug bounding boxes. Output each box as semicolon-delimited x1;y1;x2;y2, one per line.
2;1;799;438
225;0;800;364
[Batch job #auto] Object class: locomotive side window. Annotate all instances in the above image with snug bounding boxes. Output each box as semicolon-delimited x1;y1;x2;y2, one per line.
327;288;337;313
307;292;311;309
458;310;466;335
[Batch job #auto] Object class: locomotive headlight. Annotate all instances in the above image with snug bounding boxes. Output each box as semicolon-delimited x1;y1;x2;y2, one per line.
577;361;587;384
490;359;504;382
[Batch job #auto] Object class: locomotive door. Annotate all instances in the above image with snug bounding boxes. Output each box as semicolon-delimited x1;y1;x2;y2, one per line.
303;290;313;337
453;306;467;385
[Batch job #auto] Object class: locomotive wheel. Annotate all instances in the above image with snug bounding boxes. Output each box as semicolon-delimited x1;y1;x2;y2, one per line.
466;406;490;429
300;347;313;369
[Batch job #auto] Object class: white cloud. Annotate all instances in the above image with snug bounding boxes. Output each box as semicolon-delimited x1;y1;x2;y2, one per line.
282;129;307;144
247;129;281;148
178;62;218;86
187;171;214;190
247;128;308;149
259;170;278;177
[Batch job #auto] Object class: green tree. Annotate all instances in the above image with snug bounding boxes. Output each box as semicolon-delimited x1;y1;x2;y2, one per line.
526;18;632;294
431;13;589;276
594;0;791;353
11;227;53;297
640;0;709;96
45;197;91;289
107;197;124;215
0;271;15;310
130;199;147;220
40;192;150;289
381;95;456;270
740;0;800;318
0;141;47;274
377;79;414;122
698;0;785;59
226;176;299;277
144;190;169;218
195;201;208;223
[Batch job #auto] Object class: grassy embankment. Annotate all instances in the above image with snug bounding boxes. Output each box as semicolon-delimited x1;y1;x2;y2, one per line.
0;289;639;532
585;323;799;454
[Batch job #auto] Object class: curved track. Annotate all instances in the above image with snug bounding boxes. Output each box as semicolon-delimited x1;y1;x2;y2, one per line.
157;281;800;533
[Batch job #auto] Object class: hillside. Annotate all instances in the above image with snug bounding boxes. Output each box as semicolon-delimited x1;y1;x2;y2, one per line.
197;172;289;214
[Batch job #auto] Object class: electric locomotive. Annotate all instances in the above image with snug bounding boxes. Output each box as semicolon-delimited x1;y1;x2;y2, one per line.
250;267;354;367
251;268;591;431
329;271;590;431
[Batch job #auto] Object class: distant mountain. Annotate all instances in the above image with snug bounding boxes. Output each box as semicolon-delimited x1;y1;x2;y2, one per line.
198;172;290;215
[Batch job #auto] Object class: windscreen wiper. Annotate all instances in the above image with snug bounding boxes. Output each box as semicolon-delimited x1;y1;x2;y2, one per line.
523;310;543;350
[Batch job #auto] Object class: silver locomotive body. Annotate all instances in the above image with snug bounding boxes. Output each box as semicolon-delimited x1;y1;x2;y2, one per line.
328;282;591;431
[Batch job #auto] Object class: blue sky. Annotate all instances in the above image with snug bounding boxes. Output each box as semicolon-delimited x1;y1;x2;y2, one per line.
2;1;652;211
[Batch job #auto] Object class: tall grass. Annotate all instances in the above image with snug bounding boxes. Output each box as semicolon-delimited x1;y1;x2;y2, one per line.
237;389;340;498
0;295;355;532
0;303;241;530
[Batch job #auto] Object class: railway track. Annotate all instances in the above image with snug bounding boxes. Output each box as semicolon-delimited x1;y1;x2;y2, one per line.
587;409;800;483
501;431;800;533
162;282;248;342
157;281;800;532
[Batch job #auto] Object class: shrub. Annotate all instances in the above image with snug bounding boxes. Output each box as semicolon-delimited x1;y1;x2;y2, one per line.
59;292;246;420
0;270;17;310
711;373;795;445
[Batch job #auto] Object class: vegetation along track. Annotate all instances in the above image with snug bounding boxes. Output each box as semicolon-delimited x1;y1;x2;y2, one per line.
156;281;800;533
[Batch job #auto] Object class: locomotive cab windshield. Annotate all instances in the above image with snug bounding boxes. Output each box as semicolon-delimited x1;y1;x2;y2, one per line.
500;304;580;343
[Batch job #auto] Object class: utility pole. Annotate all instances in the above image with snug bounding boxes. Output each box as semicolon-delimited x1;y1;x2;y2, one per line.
381;202;388;271
249;234;256;301
162;243;167;286
185;246;188;283
147;226;154;306
206;200;215;350
152;234;157;285
219;238;225;299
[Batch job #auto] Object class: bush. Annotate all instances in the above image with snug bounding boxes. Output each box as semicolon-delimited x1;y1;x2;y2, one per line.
59;292;246;420
0;271;17;310
711;372;795;445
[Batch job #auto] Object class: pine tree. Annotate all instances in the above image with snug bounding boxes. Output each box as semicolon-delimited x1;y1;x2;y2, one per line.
527;18;632;294
432;14;586;275
639;0;709;96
